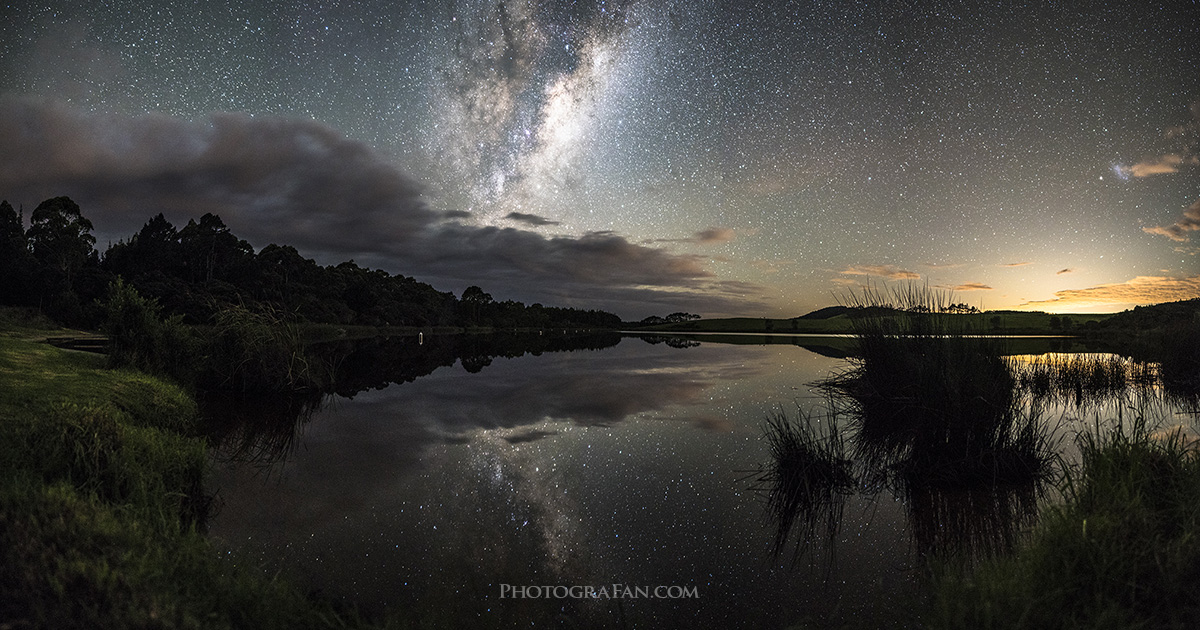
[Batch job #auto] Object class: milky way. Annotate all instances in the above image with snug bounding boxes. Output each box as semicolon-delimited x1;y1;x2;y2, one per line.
1;1;1198;315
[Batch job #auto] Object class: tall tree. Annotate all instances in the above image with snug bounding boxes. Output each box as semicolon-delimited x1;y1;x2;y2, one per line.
0;200;36;304
105;213;182;279
26;196;96;292
177;213;253;284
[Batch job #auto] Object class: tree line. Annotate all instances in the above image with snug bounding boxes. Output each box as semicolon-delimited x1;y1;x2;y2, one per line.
0;196;623;330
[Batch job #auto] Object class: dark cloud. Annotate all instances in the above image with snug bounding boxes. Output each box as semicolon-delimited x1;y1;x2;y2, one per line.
0;98;435;252
503;429;559;444
1056;268;1074;275
1144;198;1200;242
650;227;736;245
505;211;560;226
0;99;758;317
1000;261;1033;267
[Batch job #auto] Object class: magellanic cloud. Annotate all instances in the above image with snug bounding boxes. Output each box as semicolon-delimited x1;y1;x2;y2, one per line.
1017;275;1200;310
840;264;920;280
1144;198;1200;242
0;98;762;317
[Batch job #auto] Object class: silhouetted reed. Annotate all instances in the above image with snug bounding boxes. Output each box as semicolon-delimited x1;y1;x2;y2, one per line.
199;303;336;393
905;480;1044;563
1158;320;1200;409
823;283;1056;489
199;389;327;465
1011;353;1162;409
747;408;856;563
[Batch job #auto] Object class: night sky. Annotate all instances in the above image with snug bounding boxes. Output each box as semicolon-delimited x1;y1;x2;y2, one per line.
2;1;1198;317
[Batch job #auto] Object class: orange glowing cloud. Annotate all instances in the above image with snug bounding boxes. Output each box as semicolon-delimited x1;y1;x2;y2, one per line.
1144;198;1200;242
1121;153;1189;177
953;282;993;291
840;264;920;280
1017;275;1200;311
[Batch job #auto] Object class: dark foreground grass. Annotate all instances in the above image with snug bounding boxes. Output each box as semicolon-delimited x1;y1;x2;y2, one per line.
924;418;1200;629
0;335;380;629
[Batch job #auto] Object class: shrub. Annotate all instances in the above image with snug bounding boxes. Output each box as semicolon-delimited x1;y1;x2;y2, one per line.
100;278;195;384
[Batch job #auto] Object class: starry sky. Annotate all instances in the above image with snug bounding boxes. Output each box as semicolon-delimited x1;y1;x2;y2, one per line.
1;0;1198;317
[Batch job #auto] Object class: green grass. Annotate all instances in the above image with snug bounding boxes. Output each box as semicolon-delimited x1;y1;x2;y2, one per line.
0;333;382;628
924;417;1200;629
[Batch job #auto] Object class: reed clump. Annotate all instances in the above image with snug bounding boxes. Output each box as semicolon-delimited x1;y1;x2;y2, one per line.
1157;320;1200;407
102;279;335;394
748;408;856;561
200;302;329;393
1011;353;1160;408
823;283;1056;489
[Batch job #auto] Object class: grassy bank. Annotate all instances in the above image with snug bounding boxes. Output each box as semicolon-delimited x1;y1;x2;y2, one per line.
0;329;377;628
924;418;1200;628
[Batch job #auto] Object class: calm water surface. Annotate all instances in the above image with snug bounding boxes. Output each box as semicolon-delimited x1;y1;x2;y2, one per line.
206;335;1188;628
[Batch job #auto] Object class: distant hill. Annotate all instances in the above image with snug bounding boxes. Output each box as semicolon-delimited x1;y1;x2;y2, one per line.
797;305;851;319
1099;299;1200;330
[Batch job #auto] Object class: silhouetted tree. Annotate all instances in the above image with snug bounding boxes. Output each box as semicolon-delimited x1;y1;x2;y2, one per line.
26;196;95;293
0;200;36;305
461;285;493;324
178;213;253;284
105;213;183;279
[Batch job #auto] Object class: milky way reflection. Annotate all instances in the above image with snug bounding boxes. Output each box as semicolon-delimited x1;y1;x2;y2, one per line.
208;338;915;628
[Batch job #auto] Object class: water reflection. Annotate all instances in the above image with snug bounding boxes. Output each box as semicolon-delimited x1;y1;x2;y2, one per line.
206;334;1195;628
208;338;922;627
201;332;624;461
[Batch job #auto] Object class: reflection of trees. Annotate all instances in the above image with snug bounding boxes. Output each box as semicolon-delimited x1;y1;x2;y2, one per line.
637;334;701;349
201;332;623;463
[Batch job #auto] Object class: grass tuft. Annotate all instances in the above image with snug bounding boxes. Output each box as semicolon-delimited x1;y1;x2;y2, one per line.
925;415;1200;629
747;407;856;562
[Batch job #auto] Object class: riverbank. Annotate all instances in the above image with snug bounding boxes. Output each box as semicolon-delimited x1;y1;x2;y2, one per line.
924;416;1200;628
0;323;381;628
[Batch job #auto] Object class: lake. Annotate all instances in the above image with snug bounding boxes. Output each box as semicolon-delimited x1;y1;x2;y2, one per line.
205;333;1192;628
